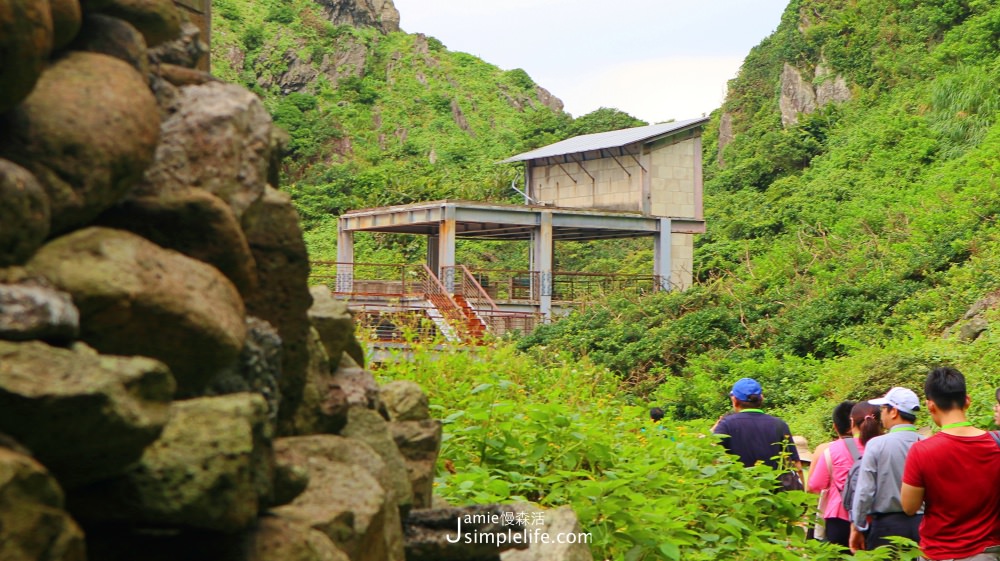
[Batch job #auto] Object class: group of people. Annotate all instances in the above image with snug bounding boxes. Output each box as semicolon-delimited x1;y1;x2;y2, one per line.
710;367;1000;561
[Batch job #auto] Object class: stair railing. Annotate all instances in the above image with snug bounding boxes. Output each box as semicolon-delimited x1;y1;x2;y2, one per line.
418;264;471;341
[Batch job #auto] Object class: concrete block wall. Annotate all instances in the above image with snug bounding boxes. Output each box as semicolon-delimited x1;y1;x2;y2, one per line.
650;138;698;219
670;233;694;290
533;152;642;212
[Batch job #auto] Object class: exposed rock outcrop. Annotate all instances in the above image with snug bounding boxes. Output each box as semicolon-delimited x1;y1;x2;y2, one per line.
779;61;851;127
779;63;816;127
314;0;399;34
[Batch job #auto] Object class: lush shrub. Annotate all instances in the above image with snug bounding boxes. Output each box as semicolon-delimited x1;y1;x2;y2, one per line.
375;340;920;560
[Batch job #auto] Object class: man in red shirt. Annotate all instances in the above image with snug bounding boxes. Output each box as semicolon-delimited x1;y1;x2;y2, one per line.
901;366;1000;561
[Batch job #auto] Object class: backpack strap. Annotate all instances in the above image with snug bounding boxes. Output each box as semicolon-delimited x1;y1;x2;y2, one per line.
843;437;862;463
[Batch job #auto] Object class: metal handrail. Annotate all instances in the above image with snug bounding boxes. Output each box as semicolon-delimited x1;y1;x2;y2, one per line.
418;264;475;341
458;265;500;311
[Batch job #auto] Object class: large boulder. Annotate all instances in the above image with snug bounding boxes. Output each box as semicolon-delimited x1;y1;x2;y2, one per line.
70;13;148;75
381;380;430;422
292;326;337;435
309;285;364;366
83;0;181;47
0;447;86;561
341;408;414;514
274;435;405;561
293;345;381;436
404;505;529;561
49;0;81;49
0;52;160;235
0;340;174;487
0;0;52;113
501;504;593;561
131;81;274;220
0;275;78;342
97;187;259;299
243;186;313;434
26;227;247;396
0;159;50;266
69;393;275;532
148;20;208;69
251;514;351;561
389;419;442;510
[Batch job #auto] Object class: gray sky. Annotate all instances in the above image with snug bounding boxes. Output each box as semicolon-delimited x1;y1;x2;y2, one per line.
392;0;789;123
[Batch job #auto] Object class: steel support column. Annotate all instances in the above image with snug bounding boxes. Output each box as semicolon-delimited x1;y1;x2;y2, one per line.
336;220;354;293
534;211;553;319
654;217;672;291
438;205;456;292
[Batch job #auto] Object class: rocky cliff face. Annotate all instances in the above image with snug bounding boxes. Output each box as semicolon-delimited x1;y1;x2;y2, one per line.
315;0;400;34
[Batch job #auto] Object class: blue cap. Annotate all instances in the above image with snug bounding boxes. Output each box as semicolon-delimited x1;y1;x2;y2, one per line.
730;378;763;401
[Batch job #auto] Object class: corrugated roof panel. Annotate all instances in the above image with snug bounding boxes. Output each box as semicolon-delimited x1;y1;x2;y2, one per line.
501;117;709;163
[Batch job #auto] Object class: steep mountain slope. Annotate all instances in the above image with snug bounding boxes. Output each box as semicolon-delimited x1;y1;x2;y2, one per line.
211;0;659;269
211;0;572;231
519;0;1000;434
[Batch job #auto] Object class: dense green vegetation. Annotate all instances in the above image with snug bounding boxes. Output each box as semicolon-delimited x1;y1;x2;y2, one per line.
377;339;930;560
215;0;1000;557
520;0;1000;438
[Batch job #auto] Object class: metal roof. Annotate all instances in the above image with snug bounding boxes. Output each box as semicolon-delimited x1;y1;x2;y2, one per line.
501;117;709;163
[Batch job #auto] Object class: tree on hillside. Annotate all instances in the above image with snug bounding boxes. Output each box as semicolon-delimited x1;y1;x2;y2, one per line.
570;107;648;136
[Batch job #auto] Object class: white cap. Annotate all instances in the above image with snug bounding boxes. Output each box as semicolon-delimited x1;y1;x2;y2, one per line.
869;387;920;415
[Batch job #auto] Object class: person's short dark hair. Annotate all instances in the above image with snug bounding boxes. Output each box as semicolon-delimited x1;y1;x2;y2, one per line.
832;400;856;436
735;394;763;408
995;386;1000;404
925;366;967;411
898;409;917;423
649;407;665;422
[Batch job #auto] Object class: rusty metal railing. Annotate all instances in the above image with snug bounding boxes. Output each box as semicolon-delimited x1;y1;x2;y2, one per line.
311;261;425;296
453;265;541;337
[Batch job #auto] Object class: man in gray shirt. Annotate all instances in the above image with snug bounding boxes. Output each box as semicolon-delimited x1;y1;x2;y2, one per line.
849;387;924;552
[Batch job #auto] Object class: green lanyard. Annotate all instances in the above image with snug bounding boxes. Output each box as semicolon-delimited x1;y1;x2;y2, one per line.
941;421;973;429
741;409;764;413
890;425;918;433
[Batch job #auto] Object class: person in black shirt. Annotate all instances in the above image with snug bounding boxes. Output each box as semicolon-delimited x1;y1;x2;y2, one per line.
713;377;802;477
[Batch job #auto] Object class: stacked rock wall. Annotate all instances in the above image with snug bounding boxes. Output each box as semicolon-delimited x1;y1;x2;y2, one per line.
0;2;442;560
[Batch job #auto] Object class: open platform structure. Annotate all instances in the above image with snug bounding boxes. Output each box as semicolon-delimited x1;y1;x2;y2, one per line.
323;118;709;343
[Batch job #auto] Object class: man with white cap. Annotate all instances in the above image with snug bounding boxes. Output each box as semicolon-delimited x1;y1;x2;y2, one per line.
849;387;923;552
713;378;802;487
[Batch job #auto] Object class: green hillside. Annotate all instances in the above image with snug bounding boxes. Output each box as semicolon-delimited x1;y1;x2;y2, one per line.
210;0;651;268
214;0;1000;432
521;0;1000;439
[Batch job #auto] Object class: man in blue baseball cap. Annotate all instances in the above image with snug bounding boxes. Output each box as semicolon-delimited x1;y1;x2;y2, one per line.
714;378;803;488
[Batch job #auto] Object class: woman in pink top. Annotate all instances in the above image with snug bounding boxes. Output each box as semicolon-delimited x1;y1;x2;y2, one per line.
808;402;881;552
